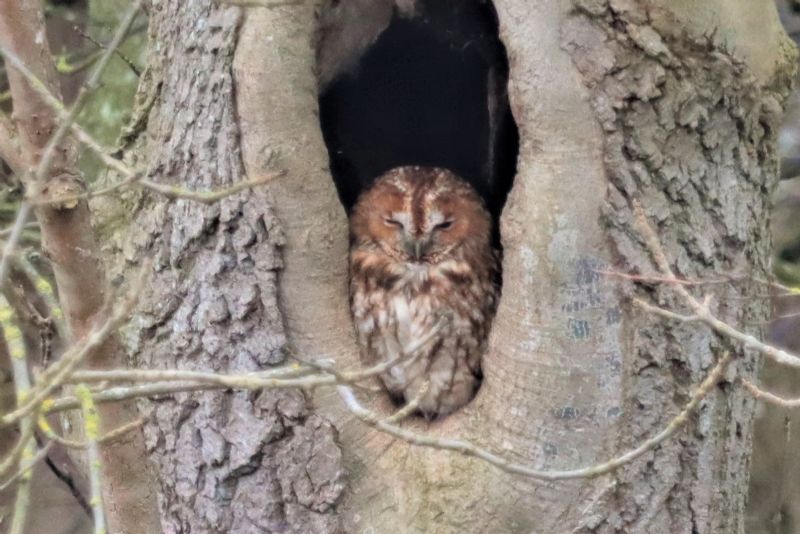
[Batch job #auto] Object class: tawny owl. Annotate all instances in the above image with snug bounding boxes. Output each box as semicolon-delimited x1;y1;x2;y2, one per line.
349;166;499;416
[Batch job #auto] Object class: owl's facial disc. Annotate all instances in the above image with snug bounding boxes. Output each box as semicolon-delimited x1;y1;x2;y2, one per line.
350;166;492;266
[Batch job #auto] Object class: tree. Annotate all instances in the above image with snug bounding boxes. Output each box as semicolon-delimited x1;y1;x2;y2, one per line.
0;0;797;533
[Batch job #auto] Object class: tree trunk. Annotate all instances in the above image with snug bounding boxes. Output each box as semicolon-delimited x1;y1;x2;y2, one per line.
118;0;795;532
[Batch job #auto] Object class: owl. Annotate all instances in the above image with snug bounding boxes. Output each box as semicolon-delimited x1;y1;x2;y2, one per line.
349;166;499;416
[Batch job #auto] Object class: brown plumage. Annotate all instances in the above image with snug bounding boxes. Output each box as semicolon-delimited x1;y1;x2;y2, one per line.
349;166;499;416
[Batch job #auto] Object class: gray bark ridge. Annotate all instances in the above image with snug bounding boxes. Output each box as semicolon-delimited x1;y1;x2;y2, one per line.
559;1;797;532
122;2;345;532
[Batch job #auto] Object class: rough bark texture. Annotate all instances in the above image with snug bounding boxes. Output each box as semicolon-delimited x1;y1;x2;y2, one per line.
553;1;794;532
117;0;795;532
119;2;344;532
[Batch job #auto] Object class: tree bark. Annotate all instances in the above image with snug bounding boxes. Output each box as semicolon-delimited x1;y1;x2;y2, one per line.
119;2;344;532
121;0;795;532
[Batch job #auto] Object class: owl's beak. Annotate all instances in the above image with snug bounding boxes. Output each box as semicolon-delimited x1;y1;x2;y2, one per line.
404;237;432;261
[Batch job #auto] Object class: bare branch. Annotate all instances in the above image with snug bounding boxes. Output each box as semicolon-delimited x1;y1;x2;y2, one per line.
742;379;800;408
55;49;104;76
218;0;306;7
46;381;221;413
338;351;732;481
76;385;107;534
0;112;25;175
632;202;800;369
0;204;33;284
0;263;149;428
0;1;141;302
0;443;51;494
74;25;142;77
0;306;36;482
68;365;322;388
0;294;36;534
0;423;35;481
597;269;735;287
40;344;732;483
30;2;143;200
11;253;67;342
59;317;444;394
0;0;141;198
1;37;283;207
631;297;700;323
136;172;285;204
0;43;134;179
384;380;430;423
38;413;145;450
0;222;38;239
39;319;445;414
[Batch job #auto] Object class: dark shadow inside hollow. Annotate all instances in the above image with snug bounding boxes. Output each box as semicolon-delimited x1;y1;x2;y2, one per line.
316;0;519;233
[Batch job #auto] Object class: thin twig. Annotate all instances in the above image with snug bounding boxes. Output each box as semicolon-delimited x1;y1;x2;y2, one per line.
2;38;283;206
61;318;444;392
0;423;35;480
0;111;25;175
45;381;221;413
76;385;106;534
0;221;38;239
632;298;700;323
0;263;150;428
96;417;146;445
38;413;145;449
31;0;143;193
767;309;800;321
137;172;284;204
0;45;135;180
55;49;104;76
0;203;32;287
384;381;430;423
742;379;800;408
218;0;306;6
0;0;143;290
43;349;733;483
11;253;67;342
44;321;445;413
0;443;52;493
338;351;732;481
600;269;800;300
1;294;35;534
776;416;792;517
74;25;141;77
597;270;736;287
70;363;318;385
632;202;800;369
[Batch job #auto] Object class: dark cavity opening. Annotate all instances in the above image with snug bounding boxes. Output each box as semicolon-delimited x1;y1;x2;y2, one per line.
316;0;519;231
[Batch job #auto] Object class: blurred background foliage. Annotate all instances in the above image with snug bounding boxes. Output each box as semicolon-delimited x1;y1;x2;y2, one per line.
0;1;145;532
1;1;800;533
0;0;145;231
748;3;800;534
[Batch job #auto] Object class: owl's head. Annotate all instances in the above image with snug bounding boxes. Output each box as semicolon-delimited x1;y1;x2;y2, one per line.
350;166;492;263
